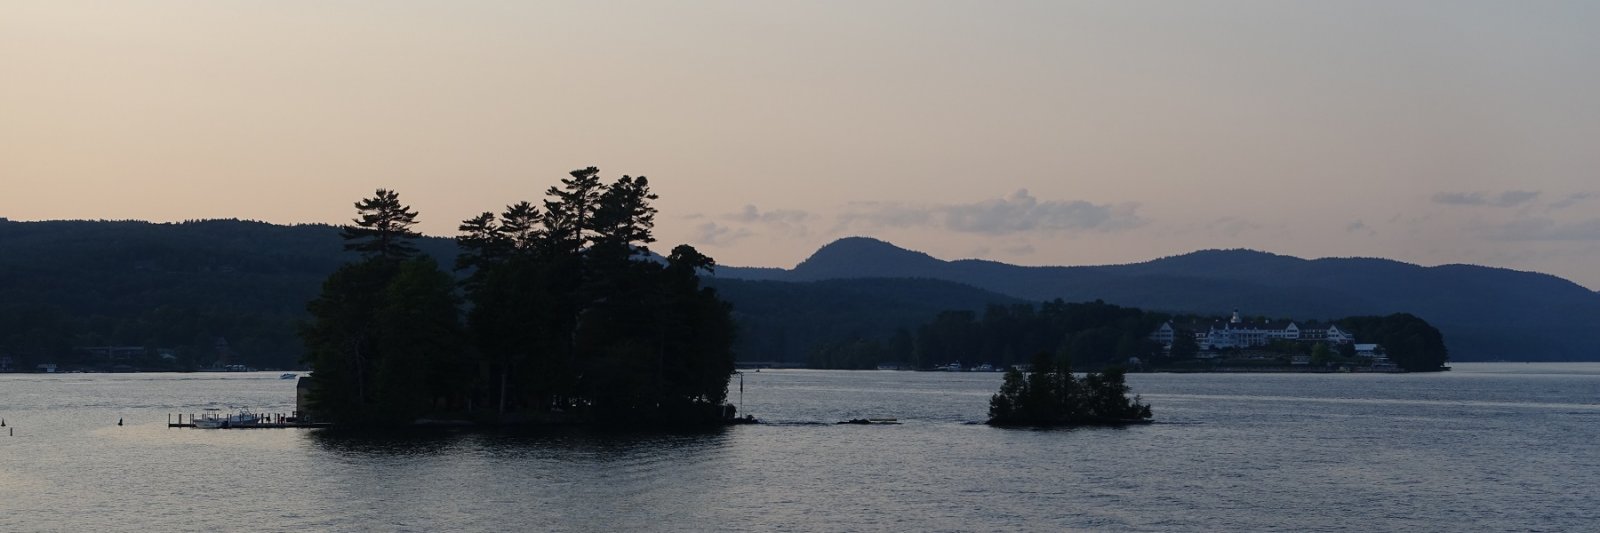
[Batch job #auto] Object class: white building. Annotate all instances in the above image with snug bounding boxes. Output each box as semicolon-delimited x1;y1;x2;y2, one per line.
1151;309;1358;352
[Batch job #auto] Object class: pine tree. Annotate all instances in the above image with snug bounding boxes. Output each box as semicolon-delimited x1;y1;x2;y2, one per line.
340;189;421;261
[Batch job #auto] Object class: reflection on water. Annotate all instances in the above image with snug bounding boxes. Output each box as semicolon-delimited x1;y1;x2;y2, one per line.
309;427;469;457
309;426;733;461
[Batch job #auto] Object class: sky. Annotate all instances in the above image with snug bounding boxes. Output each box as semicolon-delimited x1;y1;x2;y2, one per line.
3;1;1599;288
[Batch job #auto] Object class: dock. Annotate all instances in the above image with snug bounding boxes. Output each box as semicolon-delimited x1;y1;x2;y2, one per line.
167;412;333;429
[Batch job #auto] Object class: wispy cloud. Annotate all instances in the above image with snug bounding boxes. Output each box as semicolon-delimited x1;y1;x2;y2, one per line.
1432;190;1541;208
1345;220;1376;236
691;221;752;246
685;205;814;245
1549;192;1597;210
1206;217;1261;238
836;189;1143;236
725;205;812;238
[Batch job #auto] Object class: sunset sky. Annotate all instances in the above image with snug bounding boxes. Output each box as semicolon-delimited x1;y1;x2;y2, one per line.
3;1;1598;288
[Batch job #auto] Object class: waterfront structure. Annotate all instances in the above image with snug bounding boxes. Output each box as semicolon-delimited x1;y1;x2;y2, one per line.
1152;309;1358;351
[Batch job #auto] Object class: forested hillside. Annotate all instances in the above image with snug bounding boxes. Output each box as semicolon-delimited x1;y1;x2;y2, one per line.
0;219;455;369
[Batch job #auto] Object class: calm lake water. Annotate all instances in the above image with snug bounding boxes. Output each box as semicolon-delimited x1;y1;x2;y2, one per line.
3;363;1599;532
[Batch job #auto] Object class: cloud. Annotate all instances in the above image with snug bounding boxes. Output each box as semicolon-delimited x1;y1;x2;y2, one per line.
1476;217;1600;241
1432;190;1541;208
835;202;935;229
724;205;812;238
691;221;752;246
1206;217;1261;238
1345;220;1376;236
1549;192;1597;210
727;204;810;225
836;189;1144;236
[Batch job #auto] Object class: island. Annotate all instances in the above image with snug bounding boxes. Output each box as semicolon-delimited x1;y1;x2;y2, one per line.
987;352;1152;427
299;167;742;428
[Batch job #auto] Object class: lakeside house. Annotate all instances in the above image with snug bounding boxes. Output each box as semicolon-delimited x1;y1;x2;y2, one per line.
1151;309;1360;352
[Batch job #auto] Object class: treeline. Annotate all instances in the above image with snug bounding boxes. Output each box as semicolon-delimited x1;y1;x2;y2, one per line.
0;219;458;370
708;277;1018;365
810;300;1167;370
807;300;1450;372
302;168;736;426
1336;314;1448;371
0;303;301;371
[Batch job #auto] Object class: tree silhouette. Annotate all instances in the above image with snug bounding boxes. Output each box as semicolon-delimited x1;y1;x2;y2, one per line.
451;167;736;425
305;191;464;424
340;189;421;261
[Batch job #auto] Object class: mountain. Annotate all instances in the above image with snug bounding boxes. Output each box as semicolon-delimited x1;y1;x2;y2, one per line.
713;237;1600;361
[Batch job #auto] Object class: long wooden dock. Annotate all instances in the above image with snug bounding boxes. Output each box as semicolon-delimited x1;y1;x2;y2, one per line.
167;412;333;429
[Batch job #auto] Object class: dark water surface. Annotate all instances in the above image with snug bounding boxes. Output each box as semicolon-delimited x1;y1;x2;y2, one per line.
4;364;1599;532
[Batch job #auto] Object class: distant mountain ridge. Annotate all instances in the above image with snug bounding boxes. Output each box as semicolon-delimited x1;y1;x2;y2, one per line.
716;237;1600;361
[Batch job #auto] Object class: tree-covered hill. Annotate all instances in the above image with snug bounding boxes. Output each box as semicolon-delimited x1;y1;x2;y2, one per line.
706;277;1020;364
0;219;455;369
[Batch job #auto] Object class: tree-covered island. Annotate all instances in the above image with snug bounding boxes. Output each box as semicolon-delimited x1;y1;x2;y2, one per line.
988;352;1152;427
301;168;738;427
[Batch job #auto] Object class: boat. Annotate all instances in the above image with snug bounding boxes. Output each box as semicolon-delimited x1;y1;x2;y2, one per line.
192;409;261;429
280;373;296;380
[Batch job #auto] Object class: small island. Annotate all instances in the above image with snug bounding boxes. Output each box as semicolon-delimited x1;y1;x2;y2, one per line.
300;167;741;428
987;352;1152;427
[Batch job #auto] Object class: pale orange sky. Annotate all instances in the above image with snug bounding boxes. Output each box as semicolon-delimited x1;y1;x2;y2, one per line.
3;1;1598;288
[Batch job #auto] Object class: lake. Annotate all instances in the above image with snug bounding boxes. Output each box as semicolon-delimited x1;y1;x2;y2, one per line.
3;363;1599;532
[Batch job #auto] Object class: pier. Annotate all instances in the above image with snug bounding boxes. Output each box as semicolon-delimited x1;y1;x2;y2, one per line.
168;411;332;429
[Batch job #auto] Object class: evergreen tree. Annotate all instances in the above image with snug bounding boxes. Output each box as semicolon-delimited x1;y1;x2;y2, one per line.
304;193;465;424
340;189;421;261
451;168;736;425
542;167;606;254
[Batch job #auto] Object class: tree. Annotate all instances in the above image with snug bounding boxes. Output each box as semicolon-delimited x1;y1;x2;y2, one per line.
592;175;658;260
304;193;465;424
1169;329;1200;360
451;168;737;425
1310;342;1333;364
542;167;605;254
340;189;421;261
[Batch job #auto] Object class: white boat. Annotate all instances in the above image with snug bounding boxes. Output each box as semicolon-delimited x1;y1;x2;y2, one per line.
280;373;296;380
192;409;261;429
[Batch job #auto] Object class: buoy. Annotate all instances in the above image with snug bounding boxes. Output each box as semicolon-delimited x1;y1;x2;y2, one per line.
1;418;6;426
118;417;124;426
